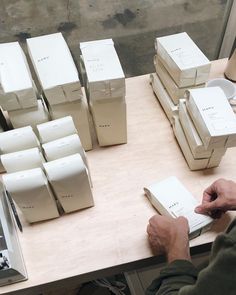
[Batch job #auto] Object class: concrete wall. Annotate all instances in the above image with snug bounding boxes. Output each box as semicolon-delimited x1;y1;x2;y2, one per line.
0;0;230;77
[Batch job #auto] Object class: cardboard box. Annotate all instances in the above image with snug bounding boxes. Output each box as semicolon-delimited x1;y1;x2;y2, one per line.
150;73;178;124
8;99;50;135
154;55;205;104
207;148;226;168
155;32;211;87
44;154;94;213
1;147;45;173
49;99;92;150
144;176;213;239
0;126;39;154
27;33;83;105
90;97;127;146
0;42;38;111
186;87;236;149
80;39;125;100
0;185;27;286
37;116;77;144
179;99;212;159
173;116;209;170
2;168;59;223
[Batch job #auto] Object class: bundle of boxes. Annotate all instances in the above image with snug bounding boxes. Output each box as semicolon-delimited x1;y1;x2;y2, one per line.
0;42;49;134
151;32;236;170
80;39;127;146
0;116;94;224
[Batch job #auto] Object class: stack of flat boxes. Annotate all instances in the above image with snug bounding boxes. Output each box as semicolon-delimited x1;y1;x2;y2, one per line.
150;32;210;124
27;33;92;151
80;39;127;146
150;32;236;170
0;42;49;134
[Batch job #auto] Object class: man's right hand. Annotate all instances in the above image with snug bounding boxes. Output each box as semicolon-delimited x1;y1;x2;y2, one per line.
195;178;236;218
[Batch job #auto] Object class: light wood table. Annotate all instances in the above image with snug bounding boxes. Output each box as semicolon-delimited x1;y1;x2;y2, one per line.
1;59;235;295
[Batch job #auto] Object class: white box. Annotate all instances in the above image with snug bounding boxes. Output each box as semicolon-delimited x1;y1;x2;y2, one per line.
155;32;211;87
27;33;83;105
144;176;213;239
49;98;92;151
1;148;45;173
2;168;59;223
80;39;125;100
150;73;178;124
0;185;27;285
179;99;212;159
173;116;209;170
186;87;236;149
44;154;94;213
37;116;77;144
90;97;127;146
0;42;38;111
154;55;205;104
207;148;226;168
8;99;50;135
0;126;39;154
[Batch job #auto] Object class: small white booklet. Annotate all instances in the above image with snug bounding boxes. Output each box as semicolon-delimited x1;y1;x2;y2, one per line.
144;176;213;239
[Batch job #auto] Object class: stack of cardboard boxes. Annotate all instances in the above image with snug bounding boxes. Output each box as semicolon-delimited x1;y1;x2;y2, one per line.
80;39;127;146
0;42;49;134
27;33;92;151
151;32;236;170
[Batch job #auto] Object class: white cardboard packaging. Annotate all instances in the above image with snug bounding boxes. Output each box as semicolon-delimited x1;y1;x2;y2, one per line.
42;134;86;163
37;116;77;144
207;148;226;168
0;42;38;111
186;87;236;149
155;32;211;87
173;116;209;170
43;154;94;213
144;176;213;239
154;55;205;104
178;99;212;159
2;168;59;223
49;97;92;151
0;184;27;286
90;97;127;146
1;148;45;173
27;33;83;106
8;99;50;135
80;39;125;100
150;73;178;124
0;126;39;154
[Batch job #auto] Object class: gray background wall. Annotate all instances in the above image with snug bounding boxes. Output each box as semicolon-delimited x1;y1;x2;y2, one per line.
0;0;231;77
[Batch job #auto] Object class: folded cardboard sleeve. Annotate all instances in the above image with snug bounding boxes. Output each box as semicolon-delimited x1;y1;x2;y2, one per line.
144;176;213;239
44;154;94;213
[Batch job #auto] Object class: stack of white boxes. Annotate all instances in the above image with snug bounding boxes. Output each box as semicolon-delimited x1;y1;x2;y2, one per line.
150;32;211;124
151;32;236;170
0;42;49;133
27;33;92;151
173;87;236;170
80;39;127;146
0;117;94;223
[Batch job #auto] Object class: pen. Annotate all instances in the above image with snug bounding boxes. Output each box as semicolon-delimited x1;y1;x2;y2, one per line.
5;190;23;233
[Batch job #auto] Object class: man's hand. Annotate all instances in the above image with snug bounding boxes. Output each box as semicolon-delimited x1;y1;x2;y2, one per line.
147;215;190;263
195;179;236;218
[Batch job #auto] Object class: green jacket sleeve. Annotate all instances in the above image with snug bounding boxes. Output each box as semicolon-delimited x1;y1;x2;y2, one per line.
146;218;236;295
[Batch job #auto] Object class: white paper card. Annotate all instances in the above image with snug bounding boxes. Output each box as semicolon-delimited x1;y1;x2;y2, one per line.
2;168;59;223
43;154;94;213
144;176;213;238
0;126;39;154
37;116;77;144
1;148;45;173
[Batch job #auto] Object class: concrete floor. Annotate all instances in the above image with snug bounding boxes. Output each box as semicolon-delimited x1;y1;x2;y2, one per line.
0;0;231;77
